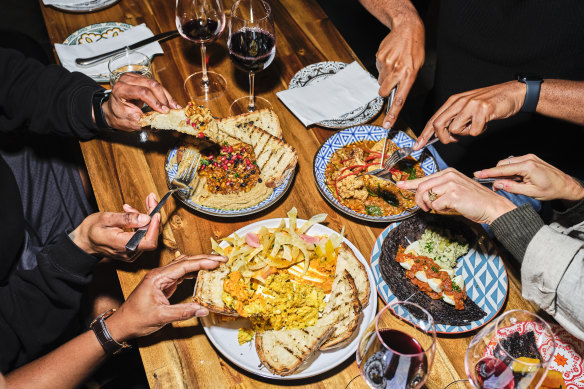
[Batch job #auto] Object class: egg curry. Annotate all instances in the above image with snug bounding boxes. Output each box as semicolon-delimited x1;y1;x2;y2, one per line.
212;208;343;343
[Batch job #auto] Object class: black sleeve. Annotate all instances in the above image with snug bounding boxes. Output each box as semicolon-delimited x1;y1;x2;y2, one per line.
0;47;103;140
0;233;100;372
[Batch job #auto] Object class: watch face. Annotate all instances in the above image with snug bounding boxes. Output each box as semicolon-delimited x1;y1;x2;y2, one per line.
516;74;542;82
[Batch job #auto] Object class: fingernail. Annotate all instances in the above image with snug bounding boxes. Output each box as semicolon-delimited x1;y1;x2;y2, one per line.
494;183;504;189
176;104;183;109
138;214;150;225
413;141;419;148
195;308;209;317
161;105;169;113
474;170;484;177
383;121;391;129
396;180;405;186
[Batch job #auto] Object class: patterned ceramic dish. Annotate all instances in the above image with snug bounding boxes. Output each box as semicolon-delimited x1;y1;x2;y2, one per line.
485;323;584;389
288;61;384;129
200;218;377;379
49;0;119;14
63;22;132;82
313;125;439;223
370;217;509;334
164;146;294;217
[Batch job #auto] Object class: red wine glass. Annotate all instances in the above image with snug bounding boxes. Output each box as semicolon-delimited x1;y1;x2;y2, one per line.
176;0;226;101
356;301;436;389
228;0;276;114
465;310;556;389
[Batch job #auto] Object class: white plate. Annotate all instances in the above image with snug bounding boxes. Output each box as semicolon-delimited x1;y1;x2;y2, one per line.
200;218;378;379
288;61;384;129
49;0;119;13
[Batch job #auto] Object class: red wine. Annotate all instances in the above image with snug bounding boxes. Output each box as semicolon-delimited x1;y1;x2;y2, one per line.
180;18;222;43
228;28;275;72
362;329;428;389
475;357;514;389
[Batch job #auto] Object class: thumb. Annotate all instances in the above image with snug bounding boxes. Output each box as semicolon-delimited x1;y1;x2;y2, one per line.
159;303;209;324
107;212;151;229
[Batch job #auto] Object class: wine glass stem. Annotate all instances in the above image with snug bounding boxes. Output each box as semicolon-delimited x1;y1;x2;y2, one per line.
200;44;209;86
248;72;256;112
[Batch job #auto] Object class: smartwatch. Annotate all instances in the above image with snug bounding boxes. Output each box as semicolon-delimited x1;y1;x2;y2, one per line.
90;308;132;355
516;75;543;113
92;89;112;130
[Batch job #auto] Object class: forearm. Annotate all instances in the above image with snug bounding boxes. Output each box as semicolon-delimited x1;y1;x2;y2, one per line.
358;0;422;30
537;79;584;125
490;204;545;261
5;331;107;389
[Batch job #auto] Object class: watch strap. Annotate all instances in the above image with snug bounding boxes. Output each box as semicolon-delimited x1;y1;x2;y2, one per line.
90;308;131;355
519;77;543;113
92;90;112;130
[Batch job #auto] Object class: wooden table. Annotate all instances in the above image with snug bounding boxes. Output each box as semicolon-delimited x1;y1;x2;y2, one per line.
39;0;541;387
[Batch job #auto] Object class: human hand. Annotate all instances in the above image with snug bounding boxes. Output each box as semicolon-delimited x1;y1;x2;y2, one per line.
70;193;161;261
105;254;227;341
376;18;425;129
413;81;525;150
101;73;181;132
396;168;516;224
474;154;584;201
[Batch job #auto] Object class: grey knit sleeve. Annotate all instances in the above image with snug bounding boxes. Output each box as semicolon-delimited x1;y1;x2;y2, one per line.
490;204;545;262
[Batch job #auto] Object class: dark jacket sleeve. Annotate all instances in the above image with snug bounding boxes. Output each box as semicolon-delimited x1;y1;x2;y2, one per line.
0;47;103;140
0;233;101;372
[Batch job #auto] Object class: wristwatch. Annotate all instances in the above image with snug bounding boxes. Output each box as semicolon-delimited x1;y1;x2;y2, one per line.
92;89;112;130
90;308;132;355
516;75;543;113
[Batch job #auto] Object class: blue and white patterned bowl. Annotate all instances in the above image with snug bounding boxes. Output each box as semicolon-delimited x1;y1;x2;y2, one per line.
165;147;294;217
313;125;439;223
370;222;509;334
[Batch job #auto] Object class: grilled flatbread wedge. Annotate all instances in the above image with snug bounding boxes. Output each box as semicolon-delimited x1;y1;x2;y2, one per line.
218;108;282;138
193;264;238;316
337;245;370;308
139;105;297;188
320;271;362;350
255;322;335;376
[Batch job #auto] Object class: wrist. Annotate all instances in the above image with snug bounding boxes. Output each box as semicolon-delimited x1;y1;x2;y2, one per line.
69;227;94;255
92;90;112;130
563;177;584;202
104;309;134;343
487;198;517;224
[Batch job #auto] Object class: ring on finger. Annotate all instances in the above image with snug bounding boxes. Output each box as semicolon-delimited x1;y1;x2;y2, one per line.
427;189;439;202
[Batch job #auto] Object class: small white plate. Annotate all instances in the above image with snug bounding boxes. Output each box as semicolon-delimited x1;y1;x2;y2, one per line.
288;61;384;129
200;218;378;379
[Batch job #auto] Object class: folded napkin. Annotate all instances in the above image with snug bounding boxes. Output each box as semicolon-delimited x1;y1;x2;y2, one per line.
276;61;380;127
55;24;164;79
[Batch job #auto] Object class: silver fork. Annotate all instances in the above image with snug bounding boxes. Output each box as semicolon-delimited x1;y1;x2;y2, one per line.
125;149;201;253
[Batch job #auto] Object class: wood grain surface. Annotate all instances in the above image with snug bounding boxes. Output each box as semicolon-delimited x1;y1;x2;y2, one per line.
38;0;542;387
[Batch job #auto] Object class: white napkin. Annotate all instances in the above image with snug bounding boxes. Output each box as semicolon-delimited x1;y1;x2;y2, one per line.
276;61;380;127
55;24;164;79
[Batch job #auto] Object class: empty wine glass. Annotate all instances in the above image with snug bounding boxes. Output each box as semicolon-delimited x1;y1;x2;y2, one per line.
356;301;436;389
465;310;556;389
228;0;276;114
176;0;226;101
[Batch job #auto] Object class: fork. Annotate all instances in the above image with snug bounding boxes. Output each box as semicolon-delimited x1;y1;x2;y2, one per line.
359;136;440;179
125;149;201;252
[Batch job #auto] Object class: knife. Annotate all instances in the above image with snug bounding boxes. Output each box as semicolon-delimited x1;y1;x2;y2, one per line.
75;30;180;67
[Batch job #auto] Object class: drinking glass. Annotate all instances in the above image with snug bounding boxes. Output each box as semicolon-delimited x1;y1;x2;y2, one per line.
228;0;276;114
356;301;436;389
108;50;153;87
176;0;226;101
108;50;153;142
465;310;556;389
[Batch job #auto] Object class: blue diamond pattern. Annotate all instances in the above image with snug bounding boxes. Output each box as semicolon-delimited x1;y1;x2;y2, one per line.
370;222;508;334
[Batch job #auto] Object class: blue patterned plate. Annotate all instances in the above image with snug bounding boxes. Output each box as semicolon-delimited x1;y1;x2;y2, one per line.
63;22;132;82
370;221;509;334
313;125;439;223
165;147;294;217
49;0;119;13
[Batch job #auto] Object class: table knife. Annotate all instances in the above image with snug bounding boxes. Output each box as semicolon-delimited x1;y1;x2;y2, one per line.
75;30;179;67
